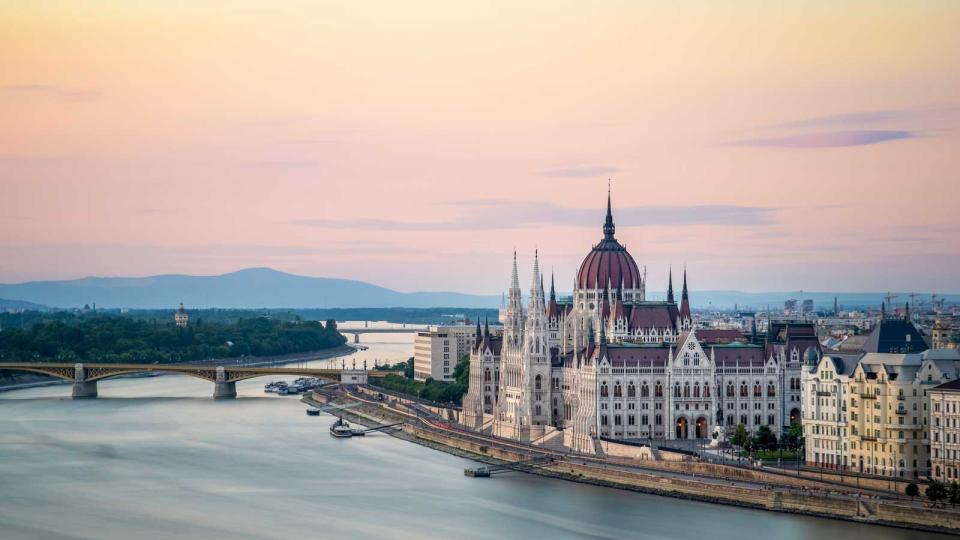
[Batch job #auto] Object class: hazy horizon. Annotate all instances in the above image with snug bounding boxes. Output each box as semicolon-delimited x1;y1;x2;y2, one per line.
3;2;959;295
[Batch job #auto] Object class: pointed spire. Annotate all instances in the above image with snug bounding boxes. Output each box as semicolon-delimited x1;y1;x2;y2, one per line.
667;265;675;303
881;301;886;320
530;249;542;298
484;316;490;337
603;179;615;240
681;266;689;300
475;318;481;339
679;266;691;323
510;250;520;292
905;301;910;320
549;272;556;301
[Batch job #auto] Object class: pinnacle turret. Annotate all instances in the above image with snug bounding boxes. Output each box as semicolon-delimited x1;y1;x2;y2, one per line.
667;265;674;303
603;181;615;240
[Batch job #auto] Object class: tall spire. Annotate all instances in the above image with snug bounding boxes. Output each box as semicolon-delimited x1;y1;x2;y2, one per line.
679;266;691;323
510;250;520;292
549;272;556;302
667;265;674;303
603;179;615;240
484;316;490;337
531;249;541;297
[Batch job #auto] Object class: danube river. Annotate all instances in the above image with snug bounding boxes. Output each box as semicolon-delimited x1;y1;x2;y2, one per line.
0;327;950;540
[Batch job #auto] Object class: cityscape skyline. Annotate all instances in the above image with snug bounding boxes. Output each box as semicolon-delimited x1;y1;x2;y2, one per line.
3;2;959;294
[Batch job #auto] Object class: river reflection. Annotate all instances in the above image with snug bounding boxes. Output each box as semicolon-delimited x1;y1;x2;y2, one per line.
0;327;951;539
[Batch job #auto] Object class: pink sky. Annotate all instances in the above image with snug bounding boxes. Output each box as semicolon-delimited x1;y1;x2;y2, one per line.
2;2;959;294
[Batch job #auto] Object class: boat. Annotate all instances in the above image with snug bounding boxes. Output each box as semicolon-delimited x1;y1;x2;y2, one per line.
328;417;366;438
329;417;355;438
306;407;320;416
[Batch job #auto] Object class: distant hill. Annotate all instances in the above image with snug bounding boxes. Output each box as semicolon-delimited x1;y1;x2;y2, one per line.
0;298;48;311
0;268;501;309
1;268;955;311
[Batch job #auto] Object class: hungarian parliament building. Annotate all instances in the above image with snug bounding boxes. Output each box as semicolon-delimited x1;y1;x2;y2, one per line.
462;193;820;453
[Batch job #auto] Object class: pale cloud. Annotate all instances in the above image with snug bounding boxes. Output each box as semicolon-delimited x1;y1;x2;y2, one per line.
292;200;776;231
731;130;914;148
2;84;101;103
539;166;621;178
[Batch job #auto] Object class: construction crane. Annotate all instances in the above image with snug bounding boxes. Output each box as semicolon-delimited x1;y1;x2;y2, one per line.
883;292;898;306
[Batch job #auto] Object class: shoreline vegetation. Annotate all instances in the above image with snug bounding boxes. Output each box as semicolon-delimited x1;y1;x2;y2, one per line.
368;356;470;405
0;312;345;364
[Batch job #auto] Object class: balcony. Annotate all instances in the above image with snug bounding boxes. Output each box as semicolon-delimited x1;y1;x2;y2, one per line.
859;393;877;399
859;435;878;442
895;408;907;416
816;391;832;397
896;395;905;401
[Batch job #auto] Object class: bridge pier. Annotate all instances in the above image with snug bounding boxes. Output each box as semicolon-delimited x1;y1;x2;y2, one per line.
353;334;360;344
72;380;98;399
213;381;237;399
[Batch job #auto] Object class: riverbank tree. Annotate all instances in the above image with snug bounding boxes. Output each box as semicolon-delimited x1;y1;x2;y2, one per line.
0;314;345;364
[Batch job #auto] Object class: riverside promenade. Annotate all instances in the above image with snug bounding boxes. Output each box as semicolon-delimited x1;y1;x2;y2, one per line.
310;384;960;535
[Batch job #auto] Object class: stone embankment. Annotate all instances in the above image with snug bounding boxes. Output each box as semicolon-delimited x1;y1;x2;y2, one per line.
312;387;960;534
407;423;960;534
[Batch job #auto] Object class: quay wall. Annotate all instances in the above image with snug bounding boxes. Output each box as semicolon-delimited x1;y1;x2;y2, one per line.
407;424;959;534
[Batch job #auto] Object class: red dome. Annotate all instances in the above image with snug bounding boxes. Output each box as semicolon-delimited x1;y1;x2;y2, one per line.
577;238;642;290
576;191;641;290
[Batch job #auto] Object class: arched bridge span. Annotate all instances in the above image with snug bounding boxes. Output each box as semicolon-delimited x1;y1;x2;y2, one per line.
0;362;388;399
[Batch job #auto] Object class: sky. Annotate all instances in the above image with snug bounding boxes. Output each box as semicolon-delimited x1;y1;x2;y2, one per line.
2;1;959;295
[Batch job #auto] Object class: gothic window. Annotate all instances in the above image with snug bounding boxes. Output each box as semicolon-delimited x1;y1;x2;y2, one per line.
683;383;690;398
614;415;622;426
740;383;748;397
727;382;734;397
655;382;663;398
674;383;681;398
641;383;649;398
614;382;623;398
767;383;776;397
704;384;711;398
535;405;542;416
683;353;690;366
753;383;762;398
627;382;636;398
655;414;663;425
484;369;491;382
693;352;700;366
693;383;701;398
601;415;608;426
535;375;542;391
600;382;609;398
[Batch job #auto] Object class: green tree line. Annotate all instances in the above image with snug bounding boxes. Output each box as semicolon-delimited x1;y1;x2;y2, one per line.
369;356;470;405
0;314;345;364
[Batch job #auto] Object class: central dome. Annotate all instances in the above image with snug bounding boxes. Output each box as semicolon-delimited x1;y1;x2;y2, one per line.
576;192;641;290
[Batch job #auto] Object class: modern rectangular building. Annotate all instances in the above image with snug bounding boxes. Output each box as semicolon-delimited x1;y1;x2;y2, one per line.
413;324;482;381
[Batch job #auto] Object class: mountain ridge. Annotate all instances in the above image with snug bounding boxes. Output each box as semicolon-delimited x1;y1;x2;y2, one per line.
0;268;956;310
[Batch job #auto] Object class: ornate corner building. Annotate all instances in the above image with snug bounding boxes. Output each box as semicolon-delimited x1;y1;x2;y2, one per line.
462;192;816;453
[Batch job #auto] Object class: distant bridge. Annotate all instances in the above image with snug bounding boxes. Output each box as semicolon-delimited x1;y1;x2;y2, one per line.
339;325;426;343
0;362;390;399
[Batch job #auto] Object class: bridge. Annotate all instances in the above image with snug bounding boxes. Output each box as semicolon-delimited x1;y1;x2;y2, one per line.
338;326;425;343
0;362;390;399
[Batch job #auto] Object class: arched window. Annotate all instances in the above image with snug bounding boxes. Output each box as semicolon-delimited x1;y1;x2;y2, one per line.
600;382;609;397
727;382;735;397
753;383;761;398
693;383;701;398
614;382;623;398
535;374;542;390
693;353;700;366
655;382;663;397
683;382;690;398
740;383;748;397
484;368;491;382
767;383;775;397
704;384;711;398
674;383;681;398
535;405;542;416
628;382;636;398
683;353;690;366
641;383;649;398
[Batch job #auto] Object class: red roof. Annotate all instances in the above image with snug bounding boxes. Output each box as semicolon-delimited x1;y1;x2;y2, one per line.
696;329;745;344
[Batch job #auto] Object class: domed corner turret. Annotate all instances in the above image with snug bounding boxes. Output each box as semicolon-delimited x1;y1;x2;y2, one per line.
804;346;819;368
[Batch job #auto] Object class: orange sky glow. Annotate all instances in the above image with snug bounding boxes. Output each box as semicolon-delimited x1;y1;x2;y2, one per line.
2;1;959;294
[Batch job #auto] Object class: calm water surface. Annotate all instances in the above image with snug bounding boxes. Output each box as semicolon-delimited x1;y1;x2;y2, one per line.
0;327;950;539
